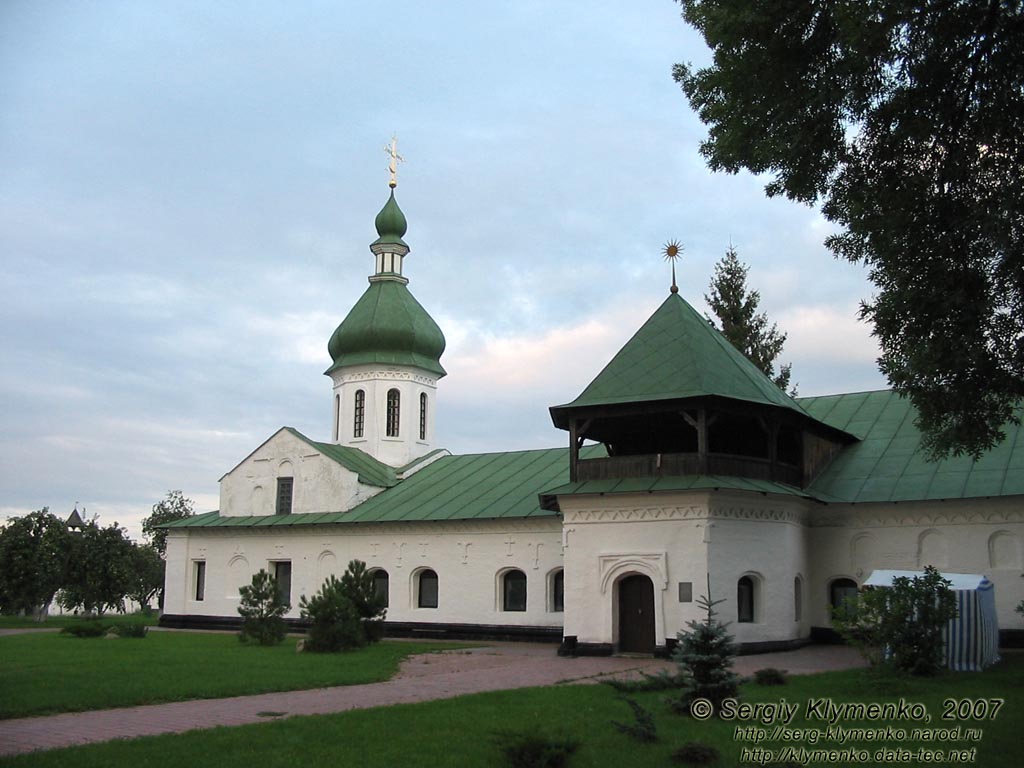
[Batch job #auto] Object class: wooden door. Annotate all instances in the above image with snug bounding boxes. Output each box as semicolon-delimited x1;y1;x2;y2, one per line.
618;574;655;653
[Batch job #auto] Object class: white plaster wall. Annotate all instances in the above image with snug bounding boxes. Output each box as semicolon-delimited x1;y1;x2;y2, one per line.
163;518;565;626
559;491;814;649
807;497;1024;629
219;429;383;516
560;492;715;649
330;363;439;468
705;493;812;645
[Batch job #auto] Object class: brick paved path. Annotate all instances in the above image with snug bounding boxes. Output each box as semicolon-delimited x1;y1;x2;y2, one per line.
0;642;863;757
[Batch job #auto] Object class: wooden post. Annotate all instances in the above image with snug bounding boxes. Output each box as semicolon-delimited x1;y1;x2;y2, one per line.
569;419;579;483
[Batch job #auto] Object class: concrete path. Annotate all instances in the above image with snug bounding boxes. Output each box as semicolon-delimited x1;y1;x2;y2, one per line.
0;642;864;757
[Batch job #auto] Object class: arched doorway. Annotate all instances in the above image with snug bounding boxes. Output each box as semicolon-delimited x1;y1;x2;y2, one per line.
618;574;655;653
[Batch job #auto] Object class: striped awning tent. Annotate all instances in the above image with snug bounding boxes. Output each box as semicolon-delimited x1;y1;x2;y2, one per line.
863;570;1000;672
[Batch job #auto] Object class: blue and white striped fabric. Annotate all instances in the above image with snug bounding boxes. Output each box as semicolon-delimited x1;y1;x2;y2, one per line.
946;577;1000;672
865;570;1000;672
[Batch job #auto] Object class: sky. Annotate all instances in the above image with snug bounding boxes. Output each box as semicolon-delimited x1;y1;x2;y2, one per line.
0;1;887;541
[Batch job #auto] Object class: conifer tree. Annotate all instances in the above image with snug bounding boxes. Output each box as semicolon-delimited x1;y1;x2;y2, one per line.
238;569;289;645
669;590;741;714
705;246;794;393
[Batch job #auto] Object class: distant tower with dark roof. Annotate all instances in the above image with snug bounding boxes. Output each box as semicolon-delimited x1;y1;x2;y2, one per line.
325;178;446;467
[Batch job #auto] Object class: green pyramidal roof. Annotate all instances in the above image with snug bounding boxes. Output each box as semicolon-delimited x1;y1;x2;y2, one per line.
326;279;446;377
551;292;809;425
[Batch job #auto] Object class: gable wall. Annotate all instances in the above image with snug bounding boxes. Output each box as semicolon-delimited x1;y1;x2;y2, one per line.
219;430;383;517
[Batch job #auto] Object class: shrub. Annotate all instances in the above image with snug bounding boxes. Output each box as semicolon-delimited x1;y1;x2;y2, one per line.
832;565;956;676
667;590;740;714
299;560;387;653
492;731;580;768
753;667;787;686
238;569;290;646
611;696;657;742
60;622;109;638
670;741;720;765
299;576;365;652
112;622;149;638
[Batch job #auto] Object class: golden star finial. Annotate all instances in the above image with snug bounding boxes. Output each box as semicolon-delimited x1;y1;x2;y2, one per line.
662;240;683;293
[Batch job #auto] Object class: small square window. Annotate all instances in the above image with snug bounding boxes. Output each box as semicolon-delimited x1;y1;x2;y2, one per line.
678;582;692;603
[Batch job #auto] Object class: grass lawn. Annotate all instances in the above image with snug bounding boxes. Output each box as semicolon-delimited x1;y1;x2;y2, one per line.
1;653;1021;767
0;613;158;630
0;632;467;719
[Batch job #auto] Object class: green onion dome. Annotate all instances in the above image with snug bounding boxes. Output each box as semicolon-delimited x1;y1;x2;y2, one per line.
326;279;446;377
372;190;409;248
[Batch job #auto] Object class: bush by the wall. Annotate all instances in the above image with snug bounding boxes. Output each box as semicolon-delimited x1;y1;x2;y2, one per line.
238;569;289;646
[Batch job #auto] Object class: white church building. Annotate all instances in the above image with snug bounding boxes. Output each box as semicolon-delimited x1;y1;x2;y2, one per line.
161;183;1024;655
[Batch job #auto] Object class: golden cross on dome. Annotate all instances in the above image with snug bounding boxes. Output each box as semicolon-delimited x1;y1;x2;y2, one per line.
384;134;404;188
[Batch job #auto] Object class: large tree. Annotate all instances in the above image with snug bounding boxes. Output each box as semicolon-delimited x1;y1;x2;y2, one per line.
0;509;71;619
675;0;1023;459
142;490;195;557
127;543;165;614
59;519;136;616
706;246;794;393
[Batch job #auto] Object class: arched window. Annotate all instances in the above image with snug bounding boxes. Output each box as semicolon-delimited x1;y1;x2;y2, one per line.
372;569;389;608
502;569;527;612
333;394;340;441
550;569;564;613
353;390;365;438
830;578;859;612
737;576;755;623
794;576;803;622
417;569;438;608
419;392;427;440
386;388;400;437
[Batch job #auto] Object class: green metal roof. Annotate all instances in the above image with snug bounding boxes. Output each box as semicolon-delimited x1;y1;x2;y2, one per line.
325;278;446;377
165;392;1024;533
799;390;1024;502
284;428;398;488
164;446;606;529
550;292;810;426
371;189;409;248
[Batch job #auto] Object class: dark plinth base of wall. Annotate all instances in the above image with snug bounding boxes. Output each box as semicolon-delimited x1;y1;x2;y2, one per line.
159;614;561;644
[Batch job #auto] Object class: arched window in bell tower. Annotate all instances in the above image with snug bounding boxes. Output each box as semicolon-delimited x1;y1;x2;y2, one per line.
353;390;365;438
386;388;401;437
419;392;427;440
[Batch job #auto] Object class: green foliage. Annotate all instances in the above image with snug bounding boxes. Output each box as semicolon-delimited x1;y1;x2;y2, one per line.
610;695;658;742
675;0;1024;459
602;670;685;693
60;621;109;638
753;667;787;686
112;622;149;638
706;245;794;393
59;519;136;617
670;741;720;765
141;491;194;557
0;508;72;618
492;731;581;768
299;575;365;652
668;591;740;713
300;560;388;652
238;569;289;646
1016;600;1024;619
126;544;164;613
832;565;957;676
